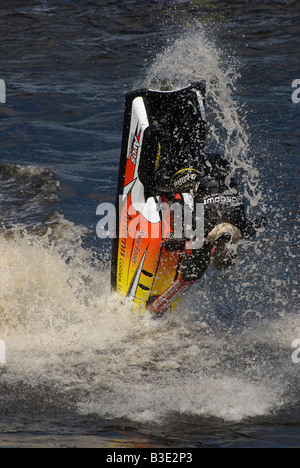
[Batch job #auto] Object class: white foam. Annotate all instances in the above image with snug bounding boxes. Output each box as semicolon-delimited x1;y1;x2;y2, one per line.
0;228;297;422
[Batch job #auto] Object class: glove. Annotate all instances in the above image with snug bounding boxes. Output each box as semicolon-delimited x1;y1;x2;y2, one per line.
206;223;242;270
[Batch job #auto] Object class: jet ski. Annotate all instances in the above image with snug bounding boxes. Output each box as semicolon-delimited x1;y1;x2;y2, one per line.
111;82;265;314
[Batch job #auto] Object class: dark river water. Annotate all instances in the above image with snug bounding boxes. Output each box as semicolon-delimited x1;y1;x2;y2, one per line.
0;0;299;448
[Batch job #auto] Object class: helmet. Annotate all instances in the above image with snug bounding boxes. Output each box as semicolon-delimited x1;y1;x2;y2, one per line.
170;168;203;192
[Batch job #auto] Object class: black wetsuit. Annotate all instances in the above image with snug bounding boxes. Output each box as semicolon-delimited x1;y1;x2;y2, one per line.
175;152;254;281
136;84;264;281
155;151;255;281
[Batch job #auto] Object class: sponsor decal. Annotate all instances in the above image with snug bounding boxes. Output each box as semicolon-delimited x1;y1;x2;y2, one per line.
204;194;243;205
128;127;142;165
132;231;147;265
171;169;202;190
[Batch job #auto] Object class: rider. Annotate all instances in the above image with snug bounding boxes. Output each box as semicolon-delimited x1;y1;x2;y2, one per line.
143;82;265;281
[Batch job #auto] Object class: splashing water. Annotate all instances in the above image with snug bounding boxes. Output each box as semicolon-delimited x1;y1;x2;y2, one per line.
144;26;263;211
0;219;299;424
